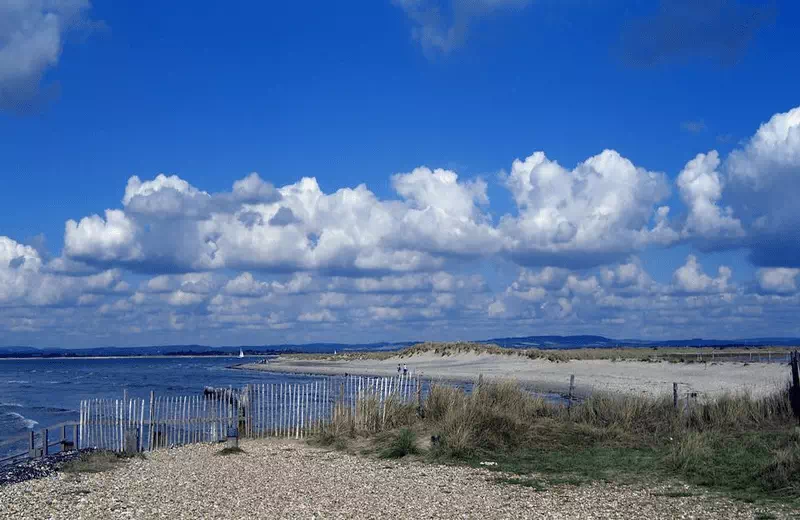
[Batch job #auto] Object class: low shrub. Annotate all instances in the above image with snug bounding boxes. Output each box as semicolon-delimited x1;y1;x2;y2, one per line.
379;428;419;458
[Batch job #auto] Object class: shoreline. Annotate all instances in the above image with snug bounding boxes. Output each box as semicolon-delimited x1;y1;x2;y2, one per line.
236;352;789;397
0;355;268;361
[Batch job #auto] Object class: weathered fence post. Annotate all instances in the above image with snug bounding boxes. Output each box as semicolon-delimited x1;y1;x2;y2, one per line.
60;424;74;452
568;375;575;409
416;379;423;417
139;398;145;452
74;424;79;451
124;428;139;455
673;382;679;409
42;428;49;457
28;431;36;458
789;351;800;425
226;426;239;449
123;389;128;427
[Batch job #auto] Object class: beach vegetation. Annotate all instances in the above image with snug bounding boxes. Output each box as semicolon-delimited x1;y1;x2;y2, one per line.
314;378;800;506
285;341;795;364
378;428;419;458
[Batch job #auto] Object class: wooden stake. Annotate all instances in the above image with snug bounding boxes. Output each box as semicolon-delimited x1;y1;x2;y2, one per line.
568;375;576;410
673;382;679;410
139;398;145;452
123;389;128;427
295;384;301;439
147;392;154;451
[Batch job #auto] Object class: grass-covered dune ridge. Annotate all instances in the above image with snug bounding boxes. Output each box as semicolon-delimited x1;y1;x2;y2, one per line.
316;377;800;505
286;341;797;363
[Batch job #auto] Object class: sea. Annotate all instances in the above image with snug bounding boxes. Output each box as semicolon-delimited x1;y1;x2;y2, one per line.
0;356;328;461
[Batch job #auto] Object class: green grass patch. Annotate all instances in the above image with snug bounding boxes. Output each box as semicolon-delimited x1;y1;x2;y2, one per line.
378;428;419;459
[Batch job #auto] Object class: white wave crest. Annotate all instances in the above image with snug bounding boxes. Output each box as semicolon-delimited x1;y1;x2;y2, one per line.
2;411;39;429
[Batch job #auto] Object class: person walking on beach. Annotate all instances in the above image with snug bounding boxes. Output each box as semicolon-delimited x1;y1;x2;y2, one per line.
403;364;408;376
398;364;402;375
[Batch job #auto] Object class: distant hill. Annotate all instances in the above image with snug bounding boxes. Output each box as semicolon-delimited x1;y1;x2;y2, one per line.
1;336;798;358
0;341;417;358
481;335;800;349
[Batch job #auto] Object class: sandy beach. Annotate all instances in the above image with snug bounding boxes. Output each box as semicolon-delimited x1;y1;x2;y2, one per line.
239;352;789;397
0;439;782;520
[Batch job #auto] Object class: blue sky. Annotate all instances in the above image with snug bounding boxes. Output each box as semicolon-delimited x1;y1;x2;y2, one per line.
1;0;799;347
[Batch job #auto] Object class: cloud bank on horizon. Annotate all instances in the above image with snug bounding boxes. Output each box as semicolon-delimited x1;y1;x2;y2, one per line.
2;105;800;345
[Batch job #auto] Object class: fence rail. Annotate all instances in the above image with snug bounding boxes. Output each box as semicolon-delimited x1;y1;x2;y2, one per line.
0;422;80;465
652;350;790;363
78;374;420;453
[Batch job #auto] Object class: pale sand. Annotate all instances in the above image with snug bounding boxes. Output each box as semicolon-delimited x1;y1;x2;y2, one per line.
239;353;789;397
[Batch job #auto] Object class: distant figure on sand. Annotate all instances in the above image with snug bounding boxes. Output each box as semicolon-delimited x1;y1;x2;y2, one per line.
397;364;401;375
403;364;408;375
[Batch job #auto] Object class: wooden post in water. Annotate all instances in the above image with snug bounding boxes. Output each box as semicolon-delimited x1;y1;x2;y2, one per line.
673;382;679;409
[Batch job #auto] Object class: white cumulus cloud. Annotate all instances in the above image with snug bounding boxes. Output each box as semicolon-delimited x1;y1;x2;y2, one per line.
500;149;676;267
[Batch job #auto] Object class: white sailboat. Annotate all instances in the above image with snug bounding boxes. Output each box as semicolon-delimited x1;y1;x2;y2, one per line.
239;348;244;358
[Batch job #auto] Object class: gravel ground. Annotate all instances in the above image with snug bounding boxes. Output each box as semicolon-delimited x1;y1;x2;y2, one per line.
0;449;91;486
0;440;789;519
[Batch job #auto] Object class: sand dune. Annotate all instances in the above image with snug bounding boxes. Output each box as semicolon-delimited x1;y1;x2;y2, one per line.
240;352;789;397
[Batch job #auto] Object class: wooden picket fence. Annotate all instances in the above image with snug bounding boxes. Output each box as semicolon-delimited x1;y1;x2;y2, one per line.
79;374;420;452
